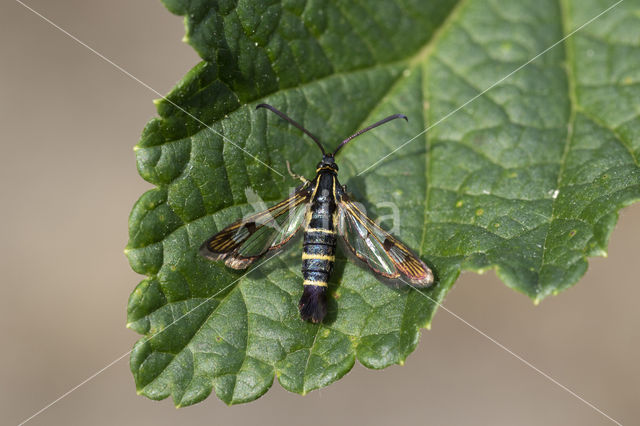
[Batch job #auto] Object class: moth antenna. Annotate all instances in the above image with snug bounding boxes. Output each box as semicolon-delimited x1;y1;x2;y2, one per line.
333;114;408;156
256;104;326;155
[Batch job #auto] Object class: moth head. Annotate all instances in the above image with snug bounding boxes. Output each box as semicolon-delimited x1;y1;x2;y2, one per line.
317;154;339;171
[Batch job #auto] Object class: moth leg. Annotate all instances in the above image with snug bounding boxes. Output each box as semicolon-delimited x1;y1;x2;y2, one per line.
286;160;308;184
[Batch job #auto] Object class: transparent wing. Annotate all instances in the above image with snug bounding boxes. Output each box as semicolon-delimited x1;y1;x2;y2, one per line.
337;199;433;286
200;184;310;269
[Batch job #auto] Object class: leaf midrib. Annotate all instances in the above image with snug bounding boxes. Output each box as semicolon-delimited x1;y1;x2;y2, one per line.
417;1;470;257
536;0;577;295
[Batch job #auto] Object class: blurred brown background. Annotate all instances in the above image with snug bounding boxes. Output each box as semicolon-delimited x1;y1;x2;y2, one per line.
1;1;638;425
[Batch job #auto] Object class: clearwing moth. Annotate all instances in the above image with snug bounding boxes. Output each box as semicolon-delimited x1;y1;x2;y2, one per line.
200;104;434;323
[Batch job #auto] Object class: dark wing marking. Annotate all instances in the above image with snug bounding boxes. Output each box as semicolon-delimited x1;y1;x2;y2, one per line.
200;184;311;269
337;198;434;286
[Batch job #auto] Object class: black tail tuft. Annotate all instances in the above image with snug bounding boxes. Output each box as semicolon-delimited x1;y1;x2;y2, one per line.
298;285;327;323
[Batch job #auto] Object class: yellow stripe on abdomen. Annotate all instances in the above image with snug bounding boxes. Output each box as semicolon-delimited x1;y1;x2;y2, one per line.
306;227;335;234
301;253;335;261
303;279;328;287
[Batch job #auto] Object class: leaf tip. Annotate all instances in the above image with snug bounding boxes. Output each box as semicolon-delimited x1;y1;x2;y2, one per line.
533;298;541;306
133;145;141;152
182;35;189;43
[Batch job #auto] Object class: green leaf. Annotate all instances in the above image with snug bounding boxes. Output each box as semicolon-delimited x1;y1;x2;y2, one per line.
126;0;640;406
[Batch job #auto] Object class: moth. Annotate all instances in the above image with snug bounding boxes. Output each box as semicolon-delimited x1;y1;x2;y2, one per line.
200;104;434;323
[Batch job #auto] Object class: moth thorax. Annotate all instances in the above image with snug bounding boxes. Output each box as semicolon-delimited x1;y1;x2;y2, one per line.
317;188;331;202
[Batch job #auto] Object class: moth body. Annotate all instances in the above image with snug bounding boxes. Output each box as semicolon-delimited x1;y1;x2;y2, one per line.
299;157;341;322
200;104;434;324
